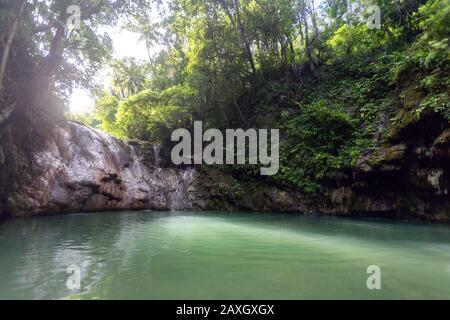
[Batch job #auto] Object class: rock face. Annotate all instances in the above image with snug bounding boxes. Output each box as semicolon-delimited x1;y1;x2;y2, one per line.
0;109;448;222
187;168;307;213
321;111;450;222
314;70;450;222
0;121;302;219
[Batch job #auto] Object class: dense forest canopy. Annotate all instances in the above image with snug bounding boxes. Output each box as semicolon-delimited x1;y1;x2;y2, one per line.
1;0;449;194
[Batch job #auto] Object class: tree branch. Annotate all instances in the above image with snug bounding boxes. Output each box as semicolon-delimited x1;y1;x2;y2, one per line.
33;22;57;34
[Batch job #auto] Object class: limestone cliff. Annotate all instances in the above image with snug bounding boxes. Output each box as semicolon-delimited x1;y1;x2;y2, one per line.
0;109;448;222
320;82;450;222
0;120;302;219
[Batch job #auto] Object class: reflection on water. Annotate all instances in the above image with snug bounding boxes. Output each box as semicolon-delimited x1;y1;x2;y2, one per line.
0;211;450;299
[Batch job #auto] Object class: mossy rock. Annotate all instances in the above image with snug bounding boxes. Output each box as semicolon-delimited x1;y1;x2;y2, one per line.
356;144;407;172
402;83;425;111
434;129;450;147
372;144;407;163
394;109;420;133
397;196;419;214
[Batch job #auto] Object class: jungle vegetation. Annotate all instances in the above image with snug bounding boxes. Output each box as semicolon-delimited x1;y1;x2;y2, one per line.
1;0;449;193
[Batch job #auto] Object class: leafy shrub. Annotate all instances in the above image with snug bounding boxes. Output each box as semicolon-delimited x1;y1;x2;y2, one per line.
115;88;193;142
275;100;359;193
94;86;194;142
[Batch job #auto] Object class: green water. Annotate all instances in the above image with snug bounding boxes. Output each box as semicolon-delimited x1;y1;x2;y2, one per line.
1;211;450;300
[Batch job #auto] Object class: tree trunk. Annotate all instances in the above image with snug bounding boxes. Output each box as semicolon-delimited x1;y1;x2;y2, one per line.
232;0;257;78
13;5;69;122
0;0;26;94
232;90;248;127
310;0;319;40
303;14;315;73
288;37;296;65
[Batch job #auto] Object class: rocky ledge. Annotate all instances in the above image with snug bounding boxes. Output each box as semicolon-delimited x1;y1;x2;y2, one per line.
0;108;448;222
0;121;303;219
322;111;450;222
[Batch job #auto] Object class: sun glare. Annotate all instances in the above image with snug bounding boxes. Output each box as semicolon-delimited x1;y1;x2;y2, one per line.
69;28;158;114
69;88;94;113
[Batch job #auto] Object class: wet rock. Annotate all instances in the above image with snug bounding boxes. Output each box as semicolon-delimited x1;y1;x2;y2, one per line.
433;129;450;160
355;144;407;174
149;193;170;211
2;112;448;222
84;194;112;212
129;139;160;167
1;121;303;218
326;187;398;215
434;129;450;147
185;168;303;212
402;76;425;111
99;181;124;201
326;106;450;221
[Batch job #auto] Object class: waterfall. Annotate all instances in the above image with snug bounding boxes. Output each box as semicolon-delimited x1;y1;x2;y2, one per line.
153;144;162;168
169;168;194;210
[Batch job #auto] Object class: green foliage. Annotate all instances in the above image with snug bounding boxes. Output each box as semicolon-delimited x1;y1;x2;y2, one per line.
94;94;122;136
96;87;193;143
390;0;450;77
275;100;359;193
327;24;387;58
65;111;99;128
387;0;450;123
419;0;450;39
88;0;449;195
110;58;150;99
417;94;450;120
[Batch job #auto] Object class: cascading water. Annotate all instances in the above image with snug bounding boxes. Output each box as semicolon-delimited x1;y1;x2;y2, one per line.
168;168;195;210
153;144;162;168
124;140;195;210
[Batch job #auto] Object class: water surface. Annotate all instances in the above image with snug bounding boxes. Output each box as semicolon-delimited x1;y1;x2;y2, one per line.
0;211;450;299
